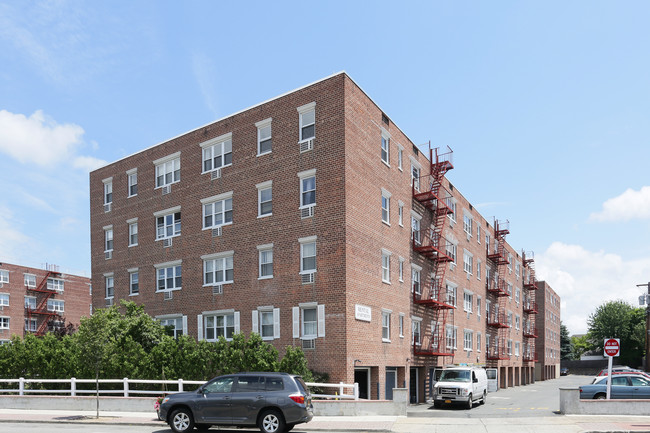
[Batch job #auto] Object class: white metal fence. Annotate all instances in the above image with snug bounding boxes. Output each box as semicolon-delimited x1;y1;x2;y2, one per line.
0;378;359;400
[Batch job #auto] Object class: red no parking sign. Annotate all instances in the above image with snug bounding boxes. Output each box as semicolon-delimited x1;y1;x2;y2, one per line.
604;338;620;357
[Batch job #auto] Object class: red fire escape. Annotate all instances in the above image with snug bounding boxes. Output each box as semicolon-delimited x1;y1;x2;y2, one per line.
412;145;455;359
486;219;511;363
522;251;538;362
24;270;63;336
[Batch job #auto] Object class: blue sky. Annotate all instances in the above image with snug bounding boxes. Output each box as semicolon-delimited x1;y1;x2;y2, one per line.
1;1;650;334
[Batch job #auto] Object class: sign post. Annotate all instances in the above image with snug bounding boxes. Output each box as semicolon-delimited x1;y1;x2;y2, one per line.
604;338;620;400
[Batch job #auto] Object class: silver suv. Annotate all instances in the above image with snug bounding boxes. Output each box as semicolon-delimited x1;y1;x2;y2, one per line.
160;372;313;433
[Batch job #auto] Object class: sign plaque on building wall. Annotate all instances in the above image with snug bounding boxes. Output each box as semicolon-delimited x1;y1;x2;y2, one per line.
355;304;372;322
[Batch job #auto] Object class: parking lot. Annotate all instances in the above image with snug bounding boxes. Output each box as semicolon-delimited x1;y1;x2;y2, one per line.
408;374;590;418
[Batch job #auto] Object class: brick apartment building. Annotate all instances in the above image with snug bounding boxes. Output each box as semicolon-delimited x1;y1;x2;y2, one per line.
0;262;91;342
535;280;562;380
89;72;553;402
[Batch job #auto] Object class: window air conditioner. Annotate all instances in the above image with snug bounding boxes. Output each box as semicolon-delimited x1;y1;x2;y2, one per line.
212;226;222;237
300;205;315;219
105;251;112;260
211;168;222;180
299;138;314;153
104;203;112;213
212;284;223;295
163;238;173;248
301;272;315;284
164;291;173;300
162;185;171;195
105;298;113;307
302;338;315;350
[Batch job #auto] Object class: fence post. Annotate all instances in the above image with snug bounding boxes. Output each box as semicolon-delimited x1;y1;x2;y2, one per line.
178;378;183;393
71;377;76;396
354;382;359;400
18;377;24;396
339;382;344;398
123;377;129;397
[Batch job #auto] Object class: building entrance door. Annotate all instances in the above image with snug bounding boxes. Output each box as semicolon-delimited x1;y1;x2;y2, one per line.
386;368;397;400
354;368;370;399
409;367;418;403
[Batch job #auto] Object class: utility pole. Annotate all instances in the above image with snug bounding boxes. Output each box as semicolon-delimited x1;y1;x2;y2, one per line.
636;282;650;372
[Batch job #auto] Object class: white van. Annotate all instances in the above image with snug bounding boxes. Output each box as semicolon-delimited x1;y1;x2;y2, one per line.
432;366;488;409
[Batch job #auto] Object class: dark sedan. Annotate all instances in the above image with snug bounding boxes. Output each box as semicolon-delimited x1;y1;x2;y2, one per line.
580;374;650;399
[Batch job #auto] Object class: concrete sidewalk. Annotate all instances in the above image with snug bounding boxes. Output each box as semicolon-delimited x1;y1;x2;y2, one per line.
1;408;650;432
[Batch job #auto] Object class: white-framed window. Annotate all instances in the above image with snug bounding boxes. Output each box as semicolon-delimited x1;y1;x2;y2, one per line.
103;178;113;206
398;201;404;226
507;283;513;298
486;233;491;248
0;270;7;284
299;236;317;275
258;244;273;279
477;296;482;318
204;311;238;341
24;318;36;332
0;293;8;307
397;144;404;170
292;303;325;340
411;265;421;294
464;330;473;351
381;129;390;165
448;199;457;223
203;252;234;286
515;262;521;279
256;118;272;155
381;249;391;283
508;253;513;272
515;287;521;304
104;226;113;252
47;278;64;292
159;315;186;338
104;274;114;299
253;308;280;340
127;169;138;197
515;341;520;357
0;317;8;329
446;242;457;265
412;317;422;346
129;269;139;295
24;274;36;287
411;212;422;245
446;283;457;307
463;291;473;313
201;133;232;173
25;296;36;309
486;334;491;353
202;192;233;229
298;102;316;141
398;257;404;282
446;325;457;349
476;332;482;352
298;169;316;209
477;260;481;280
411;159;421;192
155;261;182;292
463;213;473;237
515;315;520;330
382;310;391;342
477;224;481;243
154;152;181;188
257;181;272;217
155;207;181;240
507;311;513;328
128;219;138;247
399;313;404;338
507;339;513;355
47;299;64;312
381;188;391;224
463;250;473;274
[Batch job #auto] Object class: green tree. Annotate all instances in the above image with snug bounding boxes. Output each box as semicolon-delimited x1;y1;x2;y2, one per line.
570;334;591;360
560;323;572;360
587;300;645;367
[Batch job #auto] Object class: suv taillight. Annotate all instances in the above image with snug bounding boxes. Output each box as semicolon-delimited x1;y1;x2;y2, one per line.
289;393;305;404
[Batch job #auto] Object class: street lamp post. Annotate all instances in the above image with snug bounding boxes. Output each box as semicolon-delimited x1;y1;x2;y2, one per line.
637;282;650;372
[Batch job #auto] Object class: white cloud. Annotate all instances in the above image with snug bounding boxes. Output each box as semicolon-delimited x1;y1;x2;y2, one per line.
589;186;650;222
73;155;107;172
192;52;219;117
0;110;85;166
0;206;39;266
536;242;650;335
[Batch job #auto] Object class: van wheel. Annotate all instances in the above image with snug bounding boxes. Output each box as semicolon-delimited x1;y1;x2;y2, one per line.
258;409;285;433
481;390;487;404
466;394;473;409
169;408;194;433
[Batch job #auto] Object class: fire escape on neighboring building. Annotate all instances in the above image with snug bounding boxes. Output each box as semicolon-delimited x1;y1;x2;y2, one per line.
486;219;511;364
24;270;64;336
412;145;455;361
522;251;538;363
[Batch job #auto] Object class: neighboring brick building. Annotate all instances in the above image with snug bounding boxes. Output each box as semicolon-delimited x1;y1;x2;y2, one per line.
0;262;91;342
90;72;553;402
535;280;562;380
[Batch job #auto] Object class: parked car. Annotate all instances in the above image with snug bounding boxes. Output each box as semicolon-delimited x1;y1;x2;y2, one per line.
560;367;569;376
596;366;640;376
159;372;313;433
591;370;650;384
580;374;650;399
432;366;488;409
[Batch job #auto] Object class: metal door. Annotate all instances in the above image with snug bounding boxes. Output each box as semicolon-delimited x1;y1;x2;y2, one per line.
486;368;498;393
386;368;397;400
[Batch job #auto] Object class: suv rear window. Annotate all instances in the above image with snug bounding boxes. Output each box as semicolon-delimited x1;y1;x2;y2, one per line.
295;377;309;394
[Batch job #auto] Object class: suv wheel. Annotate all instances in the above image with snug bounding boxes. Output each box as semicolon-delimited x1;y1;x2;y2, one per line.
466;394;473;409
258;409;285;433
170;408;194;433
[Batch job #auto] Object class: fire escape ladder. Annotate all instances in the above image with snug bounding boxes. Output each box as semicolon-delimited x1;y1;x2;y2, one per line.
486;219;512;364
25;271;62;336
522;251;538;362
